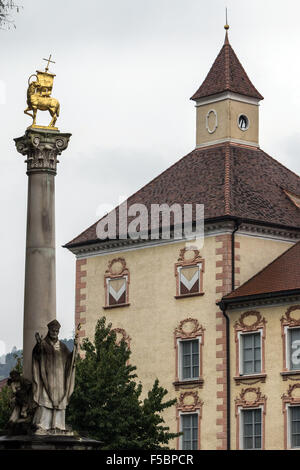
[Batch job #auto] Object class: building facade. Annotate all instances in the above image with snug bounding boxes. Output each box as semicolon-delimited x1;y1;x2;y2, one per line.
220;241;300;450
65;30;300;450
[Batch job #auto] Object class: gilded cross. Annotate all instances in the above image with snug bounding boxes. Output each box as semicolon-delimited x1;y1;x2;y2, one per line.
43;54;56;73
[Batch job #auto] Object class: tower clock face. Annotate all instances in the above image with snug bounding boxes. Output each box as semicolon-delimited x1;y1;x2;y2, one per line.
238;114;249;131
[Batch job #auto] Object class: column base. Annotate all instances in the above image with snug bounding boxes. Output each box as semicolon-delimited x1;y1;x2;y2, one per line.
0;434;102;450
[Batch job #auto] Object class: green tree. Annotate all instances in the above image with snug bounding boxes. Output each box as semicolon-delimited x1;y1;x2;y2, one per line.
0;384;13;434
67;317;179;449
0;1;21;29
0;356;22;433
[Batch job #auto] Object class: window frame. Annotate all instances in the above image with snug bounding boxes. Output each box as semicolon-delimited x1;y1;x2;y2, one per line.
239;330;262;376
235;388;266;450
179;411;200;451
285;326;300;372
280;306;300;380
287;405;300;449
234;312;267;384
178;337;201;382
106;275;128;307
239;406;263;450
282;384;300;449
178;263;202;296
174;318;205;389
174;248;205;299
176;391;203;451
103;258;130;309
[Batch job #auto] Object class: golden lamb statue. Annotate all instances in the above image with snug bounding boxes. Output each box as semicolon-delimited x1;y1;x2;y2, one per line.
24;55;60;129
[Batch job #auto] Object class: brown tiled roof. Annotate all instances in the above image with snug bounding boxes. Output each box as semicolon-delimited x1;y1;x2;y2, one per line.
191;33;263;101
224;241;300;300
65;143;300;248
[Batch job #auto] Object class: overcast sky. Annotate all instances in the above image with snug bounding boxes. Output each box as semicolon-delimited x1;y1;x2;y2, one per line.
1;0;300;353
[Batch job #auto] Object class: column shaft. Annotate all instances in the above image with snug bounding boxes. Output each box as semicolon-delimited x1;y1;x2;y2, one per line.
14;129;71;380
23;172;56;379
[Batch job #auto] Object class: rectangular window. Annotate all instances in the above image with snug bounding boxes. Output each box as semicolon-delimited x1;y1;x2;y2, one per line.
180;340;199;380
107;277;127;306
181;414;198;450
289;328;300;371
290;407;300;448
179;265;200;295
241;409;262;450
241;333;261;375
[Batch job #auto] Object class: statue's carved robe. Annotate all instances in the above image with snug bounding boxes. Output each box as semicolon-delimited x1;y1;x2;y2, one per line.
32;336;75;431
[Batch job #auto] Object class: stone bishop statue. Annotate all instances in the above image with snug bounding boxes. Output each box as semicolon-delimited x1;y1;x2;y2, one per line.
32;319;77;435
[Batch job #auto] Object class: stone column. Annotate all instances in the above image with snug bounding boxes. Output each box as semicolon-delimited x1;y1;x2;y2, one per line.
14;128;71;380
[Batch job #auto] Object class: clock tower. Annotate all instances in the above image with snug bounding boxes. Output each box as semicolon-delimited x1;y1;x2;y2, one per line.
191;27;263;149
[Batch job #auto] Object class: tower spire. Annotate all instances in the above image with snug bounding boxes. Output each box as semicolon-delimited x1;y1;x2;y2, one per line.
224;7;229;44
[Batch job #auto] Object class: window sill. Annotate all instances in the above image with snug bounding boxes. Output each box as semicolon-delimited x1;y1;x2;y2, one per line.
174;292;204;299
281;370;300;380
103;303;130;310
234;374;267;384
173;378;204;390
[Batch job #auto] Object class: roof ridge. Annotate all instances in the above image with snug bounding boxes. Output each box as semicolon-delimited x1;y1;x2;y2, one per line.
224;42;230;90
224;240;300;298
224;143;231;214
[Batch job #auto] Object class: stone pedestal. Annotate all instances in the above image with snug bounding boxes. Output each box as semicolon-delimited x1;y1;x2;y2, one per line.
14;128;71;380
0;435;101;450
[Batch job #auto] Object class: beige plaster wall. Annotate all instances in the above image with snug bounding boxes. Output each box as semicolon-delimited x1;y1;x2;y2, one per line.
237;235;293;286
82;236;221;449
196;99;259;147
229;100;259;143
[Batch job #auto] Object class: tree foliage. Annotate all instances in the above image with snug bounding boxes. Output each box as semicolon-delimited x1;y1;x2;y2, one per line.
0;1;21;29
0;384;13;434
0;357;21;434
67;317;179;449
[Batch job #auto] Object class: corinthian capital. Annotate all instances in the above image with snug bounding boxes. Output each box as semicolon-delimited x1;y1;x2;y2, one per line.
14;128;71;175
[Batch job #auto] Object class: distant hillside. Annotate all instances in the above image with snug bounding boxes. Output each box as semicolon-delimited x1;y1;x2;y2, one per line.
0;347;22;380
0;339;74;380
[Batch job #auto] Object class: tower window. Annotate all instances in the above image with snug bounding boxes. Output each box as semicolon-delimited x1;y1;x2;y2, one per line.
238;114;249;131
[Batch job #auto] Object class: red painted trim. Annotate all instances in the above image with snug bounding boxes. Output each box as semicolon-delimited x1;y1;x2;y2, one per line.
75;258;87;345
